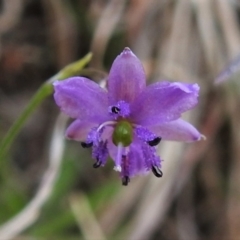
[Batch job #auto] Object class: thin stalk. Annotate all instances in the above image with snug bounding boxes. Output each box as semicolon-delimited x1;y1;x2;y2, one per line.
0;53;92;161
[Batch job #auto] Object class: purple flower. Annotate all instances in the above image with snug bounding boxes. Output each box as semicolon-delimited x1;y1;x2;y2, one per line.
53;47;201;186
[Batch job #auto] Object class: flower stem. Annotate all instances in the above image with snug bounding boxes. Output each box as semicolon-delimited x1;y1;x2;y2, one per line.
0;53;92;162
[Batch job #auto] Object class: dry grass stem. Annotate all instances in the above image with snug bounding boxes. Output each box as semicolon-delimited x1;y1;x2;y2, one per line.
0;114;68;240
216;0;240;59
194;0;220;74
90;0;126;68
42;0;78;67
99;178;146;236
127;141;186;240
69;193;107;240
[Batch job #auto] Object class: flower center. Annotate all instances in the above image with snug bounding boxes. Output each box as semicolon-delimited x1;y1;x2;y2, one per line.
112;120;133;147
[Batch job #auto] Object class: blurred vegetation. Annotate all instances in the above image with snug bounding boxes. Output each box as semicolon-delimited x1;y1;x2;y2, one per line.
1;0;240;239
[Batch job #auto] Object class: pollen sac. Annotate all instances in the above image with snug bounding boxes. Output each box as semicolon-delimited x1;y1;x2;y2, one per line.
152;166;163;178
111;106;120;114
112;120;133;147
93;159;102;168
147;137;161;146
122;176;130;186
81;142;93;148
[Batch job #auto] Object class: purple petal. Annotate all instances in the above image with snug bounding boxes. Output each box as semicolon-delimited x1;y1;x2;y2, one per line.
149;119;202;142
65;120;97;141
128;140;149;177
130;81;199;125
53;77;109;122
107;47;146;104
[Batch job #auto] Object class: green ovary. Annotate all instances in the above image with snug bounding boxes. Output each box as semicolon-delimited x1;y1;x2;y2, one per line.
112;120;133;147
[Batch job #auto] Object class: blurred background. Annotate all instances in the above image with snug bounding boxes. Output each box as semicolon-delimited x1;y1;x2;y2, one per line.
0;0;240;239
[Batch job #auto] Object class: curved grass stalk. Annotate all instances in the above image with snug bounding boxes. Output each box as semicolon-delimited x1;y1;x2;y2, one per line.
0;53;92;162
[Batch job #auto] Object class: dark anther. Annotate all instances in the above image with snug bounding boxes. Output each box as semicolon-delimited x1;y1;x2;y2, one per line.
122;176;130;186
152;166;163;178
111;106;120;114
93;159;102;168
147;137;161;147
81;142;93;148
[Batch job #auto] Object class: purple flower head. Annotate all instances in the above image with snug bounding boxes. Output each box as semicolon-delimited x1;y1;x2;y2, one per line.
53;47;202;186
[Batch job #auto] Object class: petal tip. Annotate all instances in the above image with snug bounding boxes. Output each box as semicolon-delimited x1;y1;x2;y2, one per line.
52;80;60;87
120;47;135;57
65;127;79;140
192;83;200;92
200;134;207;141
65;131;74;140
114;166;122;172
194;134;206;141
108;47;146;103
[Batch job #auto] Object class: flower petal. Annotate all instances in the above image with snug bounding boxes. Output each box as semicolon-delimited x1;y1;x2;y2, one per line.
65;119;97;141
128;139;149;177
107;47;146;104
53;77;109;122
149;119;201;142
130;81;199;125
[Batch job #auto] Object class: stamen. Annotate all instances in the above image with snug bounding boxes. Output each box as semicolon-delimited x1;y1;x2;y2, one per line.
97;121;116;134
152;166;163;178
109;101;130;118
148;137;161;146
121;154;130;185
92;141;108;167
81;142;93;148
122;176;130;186
134;125;159;145
85;122;116;151
141;142;162;172
114;143;123;172
93;158;102;168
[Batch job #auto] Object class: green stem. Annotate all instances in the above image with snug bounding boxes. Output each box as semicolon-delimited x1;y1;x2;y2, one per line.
0;53;92;161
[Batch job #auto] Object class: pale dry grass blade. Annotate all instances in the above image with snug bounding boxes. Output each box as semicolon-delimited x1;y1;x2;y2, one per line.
176;181;199;240
99;178;146;236
174;98;224;196
228;127;240;239
126;0;155;45
0;113;68;240
230;0;240;8
69;193;107;240
225;90;240;239
126;0;163;58
156;0;202;82
215;0;240;59
213;2;240;236
90;0;126;68
214;0;240;83
42;0;78;67
159;0;192;78
127;141;186;240
193;0;221;74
